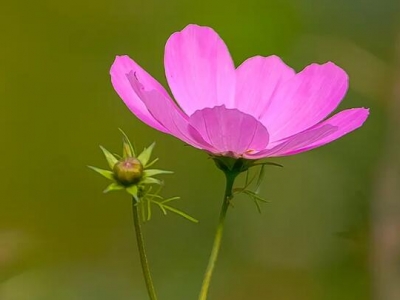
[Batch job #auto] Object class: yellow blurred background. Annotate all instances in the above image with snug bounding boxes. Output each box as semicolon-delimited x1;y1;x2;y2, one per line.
1;0;399;299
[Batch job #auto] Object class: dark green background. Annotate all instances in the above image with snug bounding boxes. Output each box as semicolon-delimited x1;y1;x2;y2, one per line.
1;0;397;299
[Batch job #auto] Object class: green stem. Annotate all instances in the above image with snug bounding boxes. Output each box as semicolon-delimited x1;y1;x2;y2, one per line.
198;172;237;300
132;198;158;300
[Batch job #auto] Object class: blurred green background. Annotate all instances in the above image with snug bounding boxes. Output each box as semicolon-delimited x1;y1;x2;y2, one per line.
1;0;399;299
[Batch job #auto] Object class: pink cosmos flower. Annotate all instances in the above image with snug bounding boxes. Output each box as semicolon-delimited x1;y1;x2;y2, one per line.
110;24;369;159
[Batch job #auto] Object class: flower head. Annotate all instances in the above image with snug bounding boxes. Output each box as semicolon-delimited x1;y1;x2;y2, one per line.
89;130;198;222
113;157;143;186
88;130;172;198
110;24;369;160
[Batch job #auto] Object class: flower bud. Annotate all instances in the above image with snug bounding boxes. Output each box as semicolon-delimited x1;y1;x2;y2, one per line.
113;157;143;186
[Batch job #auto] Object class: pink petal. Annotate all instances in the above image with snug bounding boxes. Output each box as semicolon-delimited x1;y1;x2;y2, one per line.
110;55;169;133
246;108;369;159
164;24;236;116
234;55;295;116
189;105;269;156
283;108;370;156
259;62;349;142
127;72;215;151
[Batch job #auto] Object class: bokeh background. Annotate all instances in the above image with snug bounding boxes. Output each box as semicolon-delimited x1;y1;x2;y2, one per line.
1;0;399;299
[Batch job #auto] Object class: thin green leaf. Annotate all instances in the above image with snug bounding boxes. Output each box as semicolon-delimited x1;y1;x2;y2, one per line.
100;146;118;169
103;182;124;193
88;166;114;180
119;128;136;158
162;205;199;223
245;171;258;190
253;199;262;214
151;185;163;196
255;164;265;194
144;169;173;177
137;142;155;167
161;196;181;204
140;201;146;222
145;193;163;199
245;170;250;187
233;188;245;196
242;190;269;203
152;200;167;215
142;186;153;197
147;197;152;221
144;186;163;199
233;171;257;195
253;162;283;168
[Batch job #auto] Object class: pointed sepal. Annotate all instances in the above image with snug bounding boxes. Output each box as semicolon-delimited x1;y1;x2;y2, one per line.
141;177;163;185
103;182;124;193
119;128;136;158
88;166;115;180
100;146;118;169
127;185;139;201
137;142;155;167
143;169;173;177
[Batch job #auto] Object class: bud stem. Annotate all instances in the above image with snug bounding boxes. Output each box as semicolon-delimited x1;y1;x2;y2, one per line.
132;198;158;300
198;171;238;300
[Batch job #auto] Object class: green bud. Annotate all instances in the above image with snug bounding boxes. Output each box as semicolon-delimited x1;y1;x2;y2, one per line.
113;157;143;186
90;130;196;222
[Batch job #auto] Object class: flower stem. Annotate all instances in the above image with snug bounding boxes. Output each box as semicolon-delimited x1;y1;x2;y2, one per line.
132;198;158;300
198;171;237;300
